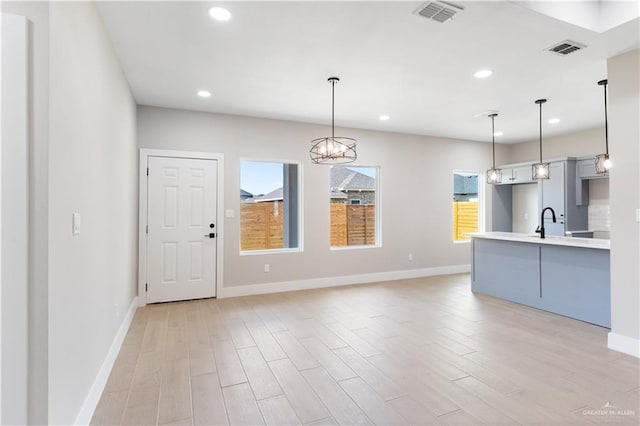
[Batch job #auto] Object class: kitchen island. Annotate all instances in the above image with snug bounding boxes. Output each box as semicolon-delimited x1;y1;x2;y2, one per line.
469;232;610;327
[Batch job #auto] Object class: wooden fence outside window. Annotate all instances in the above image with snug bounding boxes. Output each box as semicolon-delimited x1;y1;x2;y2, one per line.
240;201;375;250
453;201;478;241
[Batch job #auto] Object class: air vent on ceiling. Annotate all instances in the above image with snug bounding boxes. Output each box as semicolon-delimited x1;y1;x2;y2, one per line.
415;1;464;23
547;40;586;56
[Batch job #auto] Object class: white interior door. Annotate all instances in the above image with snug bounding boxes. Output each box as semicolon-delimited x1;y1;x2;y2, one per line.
147;156;218;303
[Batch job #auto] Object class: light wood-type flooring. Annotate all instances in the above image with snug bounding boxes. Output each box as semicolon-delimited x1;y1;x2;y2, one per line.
92;273;640;425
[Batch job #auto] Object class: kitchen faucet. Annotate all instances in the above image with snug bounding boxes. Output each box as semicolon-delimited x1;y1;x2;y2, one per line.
535;207;557;239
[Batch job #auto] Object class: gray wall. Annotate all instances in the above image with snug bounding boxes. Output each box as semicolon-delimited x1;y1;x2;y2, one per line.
507;127;604;164
138;106;508;288
608;48;639;349
48;2;138;423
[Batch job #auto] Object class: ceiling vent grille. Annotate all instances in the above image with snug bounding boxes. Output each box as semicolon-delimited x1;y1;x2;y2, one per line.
547;40;586;56
415;1;464;23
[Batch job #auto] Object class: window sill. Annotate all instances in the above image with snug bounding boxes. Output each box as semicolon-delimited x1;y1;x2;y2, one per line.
240;248;303;256
330;244;381;251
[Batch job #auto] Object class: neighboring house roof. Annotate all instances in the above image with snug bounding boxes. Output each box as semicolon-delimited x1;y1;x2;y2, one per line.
250;168;373;202
331;167;375;191
240;189;253;199
252;187;283;202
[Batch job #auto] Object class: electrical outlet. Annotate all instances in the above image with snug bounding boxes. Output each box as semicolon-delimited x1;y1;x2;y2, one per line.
264;264;270;273
408;253;413;261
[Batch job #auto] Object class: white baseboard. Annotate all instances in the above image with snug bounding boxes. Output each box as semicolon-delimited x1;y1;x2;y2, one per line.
608;332;640;358
218;264;470;298
74;296;139;425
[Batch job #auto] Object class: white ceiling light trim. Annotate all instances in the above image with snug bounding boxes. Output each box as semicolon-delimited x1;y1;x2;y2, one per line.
473;69;493;79
379;115;390;121
209;7;231;21
197;90;212;98
548;118;560;124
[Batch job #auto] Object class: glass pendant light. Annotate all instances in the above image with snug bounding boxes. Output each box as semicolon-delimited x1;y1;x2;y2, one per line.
309;77;357;164
486;113;502;184
532;99;550;180
595;79;611;174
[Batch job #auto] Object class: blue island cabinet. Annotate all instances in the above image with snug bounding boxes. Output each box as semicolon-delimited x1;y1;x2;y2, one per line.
471;237;611;328
539;245;610;327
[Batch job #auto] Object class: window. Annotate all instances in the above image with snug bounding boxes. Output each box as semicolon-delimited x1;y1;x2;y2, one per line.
453;171;479;241
240;161;301;252
330;166;379;248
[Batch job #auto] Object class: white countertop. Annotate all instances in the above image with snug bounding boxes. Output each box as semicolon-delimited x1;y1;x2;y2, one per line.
467;232;610;250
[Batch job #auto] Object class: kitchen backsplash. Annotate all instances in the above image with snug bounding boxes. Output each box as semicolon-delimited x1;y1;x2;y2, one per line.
588;204;610;231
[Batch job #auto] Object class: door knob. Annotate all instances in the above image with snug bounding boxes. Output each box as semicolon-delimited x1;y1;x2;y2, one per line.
204;233;215;238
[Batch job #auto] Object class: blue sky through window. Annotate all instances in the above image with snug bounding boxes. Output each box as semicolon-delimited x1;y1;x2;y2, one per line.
240;162;376;197
240;161;284;196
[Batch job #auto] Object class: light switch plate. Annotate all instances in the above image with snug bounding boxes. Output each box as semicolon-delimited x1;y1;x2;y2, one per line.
72;213;81;235
225;209;235;218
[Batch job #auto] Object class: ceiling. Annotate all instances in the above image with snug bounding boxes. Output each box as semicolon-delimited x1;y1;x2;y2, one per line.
97;1;640;143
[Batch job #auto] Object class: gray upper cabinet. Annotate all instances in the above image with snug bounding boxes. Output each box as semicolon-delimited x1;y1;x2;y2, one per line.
577;157;608;179
575;156;609;206
495;167;513;185
512;165;533;183
496;165;533;184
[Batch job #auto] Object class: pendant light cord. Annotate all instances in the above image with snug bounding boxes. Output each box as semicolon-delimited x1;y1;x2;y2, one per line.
539;101;543;163
603;81;608;155
331;79;335;140
491;114;496;169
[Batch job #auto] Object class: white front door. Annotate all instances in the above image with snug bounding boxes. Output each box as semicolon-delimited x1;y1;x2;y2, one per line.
147;156;218;303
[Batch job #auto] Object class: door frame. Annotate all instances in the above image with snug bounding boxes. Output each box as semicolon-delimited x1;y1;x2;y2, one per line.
138;149;224;306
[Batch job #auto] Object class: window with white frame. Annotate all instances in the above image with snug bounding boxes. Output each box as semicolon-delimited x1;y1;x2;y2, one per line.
240;161;301;252
330;166;379;248
452;171;480;241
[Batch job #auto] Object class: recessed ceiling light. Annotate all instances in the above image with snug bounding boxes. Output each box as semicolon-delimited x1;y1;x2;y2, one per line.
473;69;493;79
197;90;212;98
209;7;231;21
548;118;560;124
379;115;390;121
493;131;503;137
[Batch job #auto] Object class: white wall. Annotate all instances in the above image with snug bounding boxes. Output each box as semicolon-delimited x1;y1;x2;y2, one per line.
138;106;508;291
607;48;639;357
48;2;137;424
1;12;29;425
0;1;49;423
